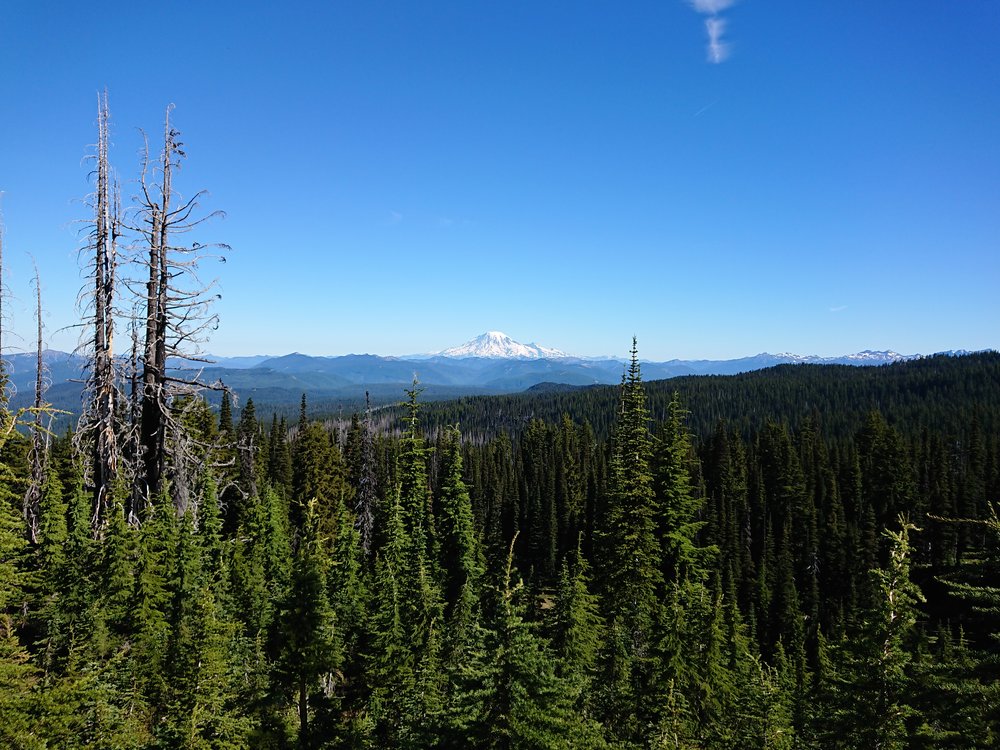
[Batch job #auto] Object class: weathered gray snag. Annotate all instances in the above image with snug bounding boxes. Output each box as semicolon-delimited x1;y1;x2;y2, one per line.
356;390;378;556
134;105;227;508
24;265;45;543
74;91;124;533
86;91;121;528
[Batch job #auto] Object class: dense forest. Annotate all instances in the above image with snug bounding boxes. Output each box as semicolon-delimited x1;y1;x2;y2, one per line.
3;342;1000;747
2;101;999;748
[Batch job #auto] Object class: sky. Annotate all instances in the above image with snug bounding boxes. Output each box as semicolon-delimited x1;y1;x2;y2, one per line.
1;1;998;361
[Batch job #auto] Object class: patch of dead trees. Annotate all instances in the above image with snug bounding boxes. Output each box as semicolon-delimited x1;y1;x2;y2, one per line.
73;92;228;532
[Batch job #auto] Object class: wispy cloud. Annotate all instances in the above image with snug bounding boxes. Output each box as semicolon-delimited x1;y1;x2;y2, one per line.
705;18;730;63
690;0;734;14
829;305;848;313
389;210;403;224
688;0;736;64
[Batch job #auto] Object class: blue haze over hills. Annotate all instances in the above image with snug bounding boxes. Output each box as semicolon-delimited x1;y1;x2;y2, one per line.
3;332;960;419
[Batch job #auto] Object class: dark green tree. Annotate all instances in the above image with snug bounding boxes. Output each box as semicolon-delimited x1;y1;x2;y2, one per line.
271;498;341;748
437;426;485;613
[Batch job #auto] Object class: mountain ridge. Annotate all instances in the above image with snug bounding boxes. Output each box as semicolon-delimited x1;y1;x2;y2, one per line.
3;346;989;426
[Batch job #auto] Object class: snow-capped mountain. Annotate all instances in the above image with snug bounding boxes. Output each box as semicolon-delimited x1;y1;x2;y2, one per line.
439;331;569;359
769;350;918;366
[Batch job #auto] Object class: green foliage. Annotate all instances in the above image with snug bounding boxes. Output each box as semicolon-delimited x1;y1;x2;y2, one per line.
272;498;341;747
822;517;926;749
477;537;608;749
597;343;659;631
437;426;485;612
5;342;1000;747
653;393;713;584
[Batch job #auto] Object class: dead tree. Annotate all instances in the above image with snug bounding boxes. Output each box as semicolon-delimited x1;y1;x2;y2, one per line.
356;391;378;556
133;105;227;508
91;92;122;522
77;91;123;529
23;266;46;543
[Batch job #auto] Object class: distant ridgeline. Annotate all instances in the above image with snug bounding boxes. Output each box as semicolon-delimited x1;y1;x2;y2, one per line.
390;351;1000;442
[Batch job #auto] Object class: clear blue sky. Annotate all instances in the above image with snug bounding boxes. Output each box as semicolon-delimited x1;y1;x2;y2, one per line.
1;1;997;361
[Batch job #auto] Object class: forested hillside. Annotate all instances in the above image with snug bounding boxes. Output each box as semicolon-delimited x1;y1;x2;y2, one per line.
3;338;999;747
401;351;1000;443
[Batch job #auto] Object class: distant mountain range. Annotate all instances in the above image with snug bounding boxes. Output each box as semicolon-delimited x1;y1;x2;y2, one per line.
1;332;974;419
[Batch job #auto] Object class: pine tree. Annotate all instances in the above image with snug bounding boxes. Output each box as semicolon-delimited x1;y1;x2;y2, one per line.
476;535;608;749
271;498;341;748
551;540;605;715
594;339;661;740
653;392;712;585
826;516;925;748
129;490;176;719
268;413;293;494
398;383;438;576
366;489;417;746
0;395;41;745
931;504;1000;741
158;512;249;748
437;426;485;613
292;420;353;542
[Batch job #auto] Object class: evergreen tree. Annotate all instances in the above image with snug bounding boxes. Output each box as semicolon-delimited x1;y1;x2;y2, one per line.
551;541;605;716
271;498;341;749
825;516;925;749
158;512;249;748
476;536;607;749
293;420;353;541
0;391;41;746
594;339;661;740
268;413;293;494
437;426;485;613
653;393;712;585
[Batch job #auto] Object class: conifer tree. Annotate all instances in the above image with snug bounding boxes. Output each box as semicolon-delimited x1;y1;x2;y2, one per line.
236;398;264;506
347;393;379;559
398;383;438;574
931;504;1000;741
129;490;176;715
477;535;608;749
367;489;417;745
0;391;41;745
293;420;353;541
272;497;340;748
594;338;661;741
826;516;925;749
551;540;605;714
653;393;711;585
226;482;291;743
158;512;249;748
268;413;293;494
437;426;485;613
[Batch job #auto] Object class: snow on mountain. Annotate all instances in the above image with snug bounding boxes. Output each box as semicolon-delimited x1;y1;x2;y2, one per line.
840;350;915;363
439;331;570;359
769;350;916;365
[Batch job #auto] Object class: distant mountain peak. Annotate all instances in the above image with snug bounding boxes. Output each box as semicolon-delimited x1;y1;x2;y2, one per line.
439;331;569;359
767;350;917;365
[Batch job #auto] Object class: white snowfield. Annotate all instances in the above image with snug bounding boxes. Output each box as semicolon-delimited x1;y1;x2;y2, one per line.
439;331;569;360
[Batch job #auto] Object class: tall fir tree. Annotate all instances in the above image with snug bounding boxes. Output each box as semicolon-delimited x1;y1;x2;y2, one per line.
594;338;662;742
271;498;341;749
